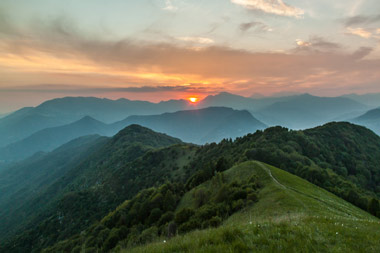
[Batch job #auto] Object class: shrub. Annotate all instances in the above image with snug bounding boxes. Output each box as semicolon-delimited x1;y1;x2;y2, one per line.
175;208;195;225
209;216;222;227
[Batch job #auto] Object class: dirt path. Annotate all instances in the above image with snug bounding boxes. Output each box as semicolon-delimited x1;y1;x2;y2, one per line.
256;162;286;189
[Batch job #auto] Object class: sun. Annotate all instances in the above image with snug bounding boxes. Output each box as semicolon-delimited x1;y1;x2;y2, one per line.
189;97;198;103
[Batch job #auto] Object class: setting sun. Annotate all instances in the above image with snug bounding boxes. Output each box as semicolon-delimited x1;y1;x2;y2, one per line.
189;97;198;103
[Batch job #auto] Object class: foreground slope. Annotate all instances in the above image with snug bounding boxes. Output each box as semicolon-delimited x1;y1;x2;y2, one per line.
2;122;380;252
130;161;380;252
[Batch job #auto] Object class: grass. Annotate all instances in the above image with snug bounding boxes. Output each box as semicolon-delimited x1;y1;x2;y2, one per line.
123;161;380;253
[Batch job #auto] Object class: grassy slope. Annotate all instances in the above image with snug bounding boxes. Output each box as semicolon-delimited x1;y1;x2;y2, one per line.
129;161;380;253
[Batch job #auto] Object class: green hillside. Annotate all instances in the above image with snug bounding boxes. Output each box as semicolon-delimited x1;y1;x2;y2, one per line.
129;161;380;252
0;125;184;252
2;122;380;252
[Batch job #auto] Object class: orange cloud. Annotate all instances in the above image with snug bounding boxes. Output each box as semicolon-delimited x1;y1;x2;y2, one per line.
346;27;372;38
231;0;304;18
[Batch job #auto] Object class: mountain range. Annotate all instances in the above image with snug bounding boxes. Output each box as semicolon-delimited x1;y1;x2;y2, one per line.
0;97;190;148
0;92;371;160
0;107;265;163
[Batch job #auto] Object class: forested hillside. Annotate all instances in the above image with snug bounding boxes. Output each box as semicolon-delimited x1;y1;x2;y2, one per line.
1;122;380;252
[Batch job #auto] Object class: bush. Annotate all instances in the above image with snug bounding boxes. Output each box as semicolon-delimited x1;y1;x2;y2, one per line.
103;228;120;251
147;208;162;224
158;211;174;226
139;226;158;244
175;208;195;225
209;216;222;227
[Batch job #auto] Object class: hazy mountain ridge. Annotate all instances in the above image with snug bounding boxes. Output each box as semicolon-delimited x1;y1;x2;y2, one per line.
254;94;367;129
0;97;190;148
351;108;380;135
0;93;372;148
114;107;266;144
0;116;110;162
0;107;265;163
342;93;380;108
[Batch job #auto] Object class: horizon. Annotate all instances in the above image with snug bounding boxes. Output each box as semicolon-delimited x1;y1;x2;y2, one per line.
1;90;380;114
1;0;380;113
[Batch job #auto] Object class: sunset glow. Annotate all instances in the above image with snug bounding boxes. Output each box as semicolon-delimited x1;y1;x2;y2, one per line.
0;0;380;113
189;97;198;103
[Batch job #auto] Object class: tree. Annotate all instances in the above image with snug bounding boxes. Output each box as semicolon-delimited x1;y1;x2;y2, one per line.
163;190;176;211
368;198;380;217
215;157;229;172
175;208;195;225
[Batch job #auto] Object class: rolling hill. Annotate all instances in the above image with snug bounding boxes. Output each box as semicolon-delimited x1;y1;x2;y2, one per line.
1;122;380;252
44;161;380;252
113;107;267;144
0;135;107;240
0;125;184;252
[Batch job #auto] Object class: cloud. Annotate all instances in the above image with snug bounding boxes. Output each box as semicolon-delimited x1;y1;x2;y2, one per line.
239;21;273;32
0;14;380;97
163;0;177;11
295;37;341;52
351;47;373;60
177;37;214;44
344;14;380;27
0;84;208;93
231;0;304;18
296;39;311;47
346;27;372;38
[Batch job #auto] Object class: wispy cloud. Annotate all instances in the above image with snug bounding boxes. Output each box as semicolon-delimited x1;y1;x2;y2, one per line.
0;84;208;93
177;37;214;44
344;14;380;27
231;0;304;18
295;37;341;53
346;27;373;38
239;21;273;33
163;0;177;11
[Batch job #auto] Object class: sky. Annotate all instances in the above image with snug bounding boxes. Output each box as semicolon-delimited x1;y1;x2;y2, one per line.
0;0;380;112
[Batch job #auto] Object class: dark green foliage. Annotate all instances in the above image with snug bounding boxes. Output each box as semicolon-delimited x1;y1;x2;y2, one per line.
368;198;380;217
0;125;183;253
3;122;380;253
175;208;195;225
176;176;261;234
42;182;184;252
215;157;229;172
189;122;380;215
